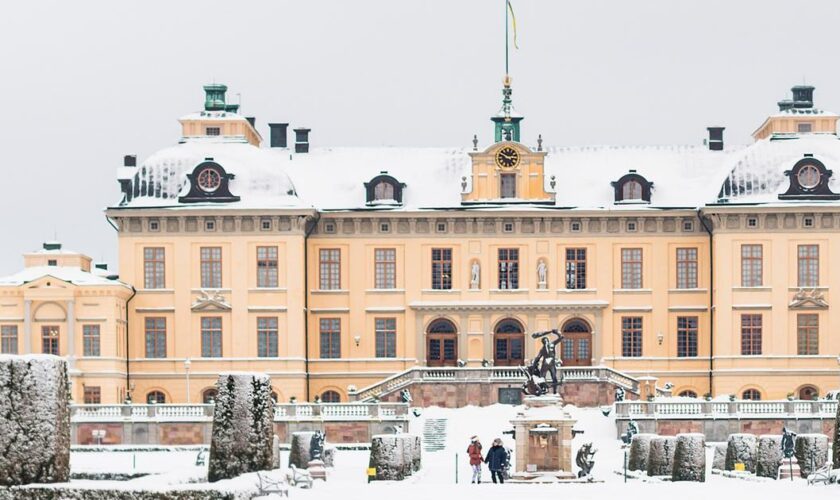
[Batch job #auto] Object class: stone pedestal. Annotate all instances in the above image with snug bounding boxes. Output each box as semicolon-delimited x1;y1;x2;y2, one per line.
778;457;801;480
510;395;577;482
307;459;327;481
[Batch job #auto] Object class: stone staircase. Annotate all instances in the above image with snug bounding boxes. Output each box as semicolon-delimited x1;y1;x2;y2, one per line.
423;418;448;452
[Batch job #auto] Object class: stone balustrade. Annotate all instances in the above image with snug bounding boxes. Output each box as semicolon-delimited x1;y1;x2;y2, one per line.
71;402;408;423
615;399;838;442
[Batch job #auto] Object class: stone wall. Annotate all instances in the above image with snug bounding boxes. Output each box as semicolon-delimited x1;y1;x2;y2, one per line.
381;380;636;407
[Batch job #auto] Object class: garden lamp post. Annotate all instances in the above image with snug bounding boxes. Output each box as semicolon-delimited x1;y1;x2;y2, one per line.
184;357;192;403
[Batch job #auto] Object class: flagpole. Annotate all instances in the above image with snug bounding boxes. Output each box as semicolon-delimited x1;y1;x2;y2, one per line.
505;0;509;76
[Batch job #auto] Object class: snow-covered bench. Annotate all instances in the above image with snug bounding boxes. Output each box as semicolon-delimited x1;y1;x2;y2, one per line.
286;464;313;488
256;471;289;497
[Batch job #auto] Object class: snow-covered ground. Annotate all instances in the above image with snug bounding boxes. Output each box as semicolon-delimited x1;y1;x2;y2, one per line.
66;403;838;499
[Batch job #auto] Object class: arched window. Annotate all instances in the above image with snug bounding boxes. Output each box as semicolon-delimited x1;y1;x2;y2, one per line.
321;390;341;403
742;389;761;401
560;318;592;367
427;318;457;367
202;388;217;404
494;318;524;367
798;385;819;401
146;390;166;404
270;391;279;403
622;180;642;200
678;390;698;398
374;182;394;201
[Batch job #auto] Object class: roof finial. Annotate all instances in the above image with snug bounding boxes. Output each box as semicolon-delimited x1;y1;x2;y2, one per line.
472;134;478;151
537;134;543;151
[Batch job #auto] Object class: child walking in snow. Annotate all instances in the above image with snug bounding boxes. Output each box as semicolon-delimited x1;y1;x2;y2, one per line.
466;436;483;484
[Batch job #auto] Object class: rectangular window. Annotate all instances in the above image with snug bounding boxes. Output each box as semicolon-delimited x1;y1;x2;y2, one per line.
42;326;59;355
500;173;516;198
1;325;18;354
741;244;763;287
797;122;813;133
797;313;819;355
797;244;819;287
319;318;341;359
143;247;165;289
319;249;341;290
375;318;397;358
374;248;396;289
83;324;100;357
621;248;643;289
201;317;222;357
621;317;642;357
256;246;279;288
740;314;762;355
677;316;698;357
83;386;101;404
206;127;221;136
676;248;698;289
144;317;167;358
200;247;222;288
565;248;587;289
257;317;279;358
498;248;519;289
431;248;452;290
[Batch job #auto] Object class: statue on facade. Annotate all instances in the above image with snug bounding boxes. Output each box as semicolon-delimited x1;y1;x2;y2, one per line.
400;388;412;404
470;261;480;289
310;430;325;461
537;260;547;289
531;329;564;394
576;442;597;479
620;420;639;445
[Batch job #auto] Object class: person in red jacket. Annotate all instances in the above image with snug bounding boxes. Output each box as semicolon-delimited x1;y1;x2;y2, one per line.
466;436;483;484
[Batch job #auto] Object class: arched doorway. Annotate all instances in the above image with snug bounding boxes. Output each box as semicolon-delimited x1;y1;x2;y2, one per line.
321;390;341;403
798;385;819;401
560;318;592;367
201;388;217;404
427;318;458;367
146;390;166;404
494;318;524;367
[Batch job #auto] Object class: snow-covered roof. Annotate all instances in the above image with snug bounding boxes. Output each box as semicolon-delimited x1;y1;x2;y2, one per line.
770;108;838;118
114;133;840;212
113;141;305;210
715;134;840;204
178;110;248;122
0;266;129;288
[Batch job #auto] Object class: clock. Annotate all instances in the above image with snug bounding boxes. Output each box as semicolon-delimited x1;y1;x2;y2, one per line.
197;168;221;192
495;147;520;169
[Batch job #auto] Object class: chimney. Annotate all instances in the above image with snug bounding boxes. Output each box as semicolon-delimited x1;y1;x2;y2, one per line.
245;116;256;128
43;241;62;251
268;123;289;148
777;99;794;111
94;262;108;271
123;155;136;167
707;126;725;151
294;127;311;153
791;85;815;109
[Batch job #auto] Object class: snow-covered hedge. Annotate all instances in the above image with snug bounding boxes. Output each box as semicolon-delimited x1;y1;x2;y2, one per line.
0;489;248;500
755;435;782;479
646;436;676;476
793;433;828;477
628;433;656;471
368;435;421;481
288;431;315;468
725;434;757;472
712;443;726;470
671;433;705;482
834;401;840;469
0;355;70;486
207;373;274;482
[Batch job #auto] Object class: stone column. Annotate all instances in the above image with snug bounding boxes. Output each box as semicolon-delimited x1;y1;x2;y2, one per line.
23;300;32;353
482;313;493;363
458;313;468;364
592;309;603;365
525;312;537;360
66;300;76;368
414;314;425;366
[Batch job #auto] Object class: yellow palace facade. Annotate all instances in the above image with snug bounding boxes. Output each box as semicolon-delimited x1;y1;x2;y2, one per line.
2;82;840;404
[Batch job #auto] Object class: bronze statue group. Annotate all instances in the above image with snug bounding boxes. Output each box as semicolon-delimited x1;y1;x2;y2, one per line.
521;329;565;397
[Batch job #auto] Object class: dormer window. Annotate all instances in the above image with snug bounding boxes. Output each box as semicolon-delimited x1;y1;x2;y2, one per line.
612;171;653;203
179;160;240;203
779;156;840;200
364;173;405;206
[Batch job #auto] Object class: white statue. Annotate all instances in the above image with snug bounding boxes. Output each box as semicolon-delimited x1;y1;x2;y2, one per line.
537;260;547;288
470;261;480;289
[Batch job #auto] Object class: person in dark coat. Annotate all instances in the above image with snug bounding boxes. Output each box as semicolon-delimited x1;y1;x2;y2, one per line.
466;436;483;483
485;438;508;484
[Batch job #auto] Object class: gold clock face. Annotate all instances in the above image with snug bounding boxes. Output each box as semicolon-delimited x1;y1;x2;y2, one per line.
495;147;520;169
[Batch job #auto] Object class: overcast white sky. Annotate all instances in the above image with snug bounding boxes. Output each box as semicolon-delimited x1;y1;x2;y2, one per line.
1;0;839;275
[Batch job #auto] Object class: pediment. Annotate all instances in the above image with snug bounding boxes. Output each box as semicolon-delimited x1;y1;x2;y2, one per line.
191;290;232;312
24;275;73;290
789;288;828;309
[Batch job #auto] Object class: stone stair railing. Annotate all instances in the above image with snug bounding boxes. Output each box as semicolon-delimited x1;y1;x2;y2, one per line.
71;402;408;422
615;399;839;419
351;365;641;402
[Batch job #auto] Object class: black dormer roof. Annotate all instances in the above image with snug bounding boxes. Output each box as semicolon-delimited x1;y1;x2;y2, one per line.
364;173;406;206
611;170;653;203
